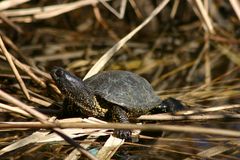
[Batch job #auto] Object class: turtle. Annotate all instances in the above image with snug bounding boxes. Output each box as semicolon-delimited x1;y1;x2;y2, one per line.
50;67;184;139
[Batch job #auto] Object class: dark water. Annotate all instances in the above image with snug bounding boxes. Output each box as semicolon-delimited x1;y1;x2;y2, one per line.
113;120;240;160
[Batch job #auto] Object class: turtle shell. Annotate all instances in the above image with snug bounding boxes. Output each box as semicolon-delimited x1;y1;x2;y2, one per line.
84;70;162;111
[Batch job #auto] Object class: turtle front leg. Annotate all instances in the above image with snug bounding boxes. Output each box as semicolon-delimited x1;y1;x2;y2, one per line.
110;106;131;140
59;98;84;118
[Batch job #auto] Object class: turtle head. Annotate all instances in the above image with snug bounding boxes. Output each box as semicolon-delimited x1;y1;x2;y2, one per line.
50;67;84;96
50;67;101;116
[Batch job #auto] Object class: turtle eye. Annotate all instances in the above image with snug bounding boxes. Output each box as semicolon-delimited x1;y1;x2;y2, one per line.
55;69;64;77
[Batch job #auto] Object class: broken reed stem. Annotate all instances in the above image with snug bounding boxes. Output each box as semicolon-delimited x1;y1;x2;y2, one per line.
177;104;240;115
0;36;30;100
138;113;240;121
1;121;240;137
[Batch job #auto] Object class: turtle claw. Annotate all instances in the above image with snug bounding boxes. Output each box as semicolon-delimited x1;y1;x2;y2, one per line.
114;129;132;140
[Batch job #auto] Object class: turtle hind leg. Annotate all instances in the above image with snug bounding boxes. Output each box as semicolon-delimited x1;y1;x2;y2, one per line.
160;97;186;113
109;105;131;140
